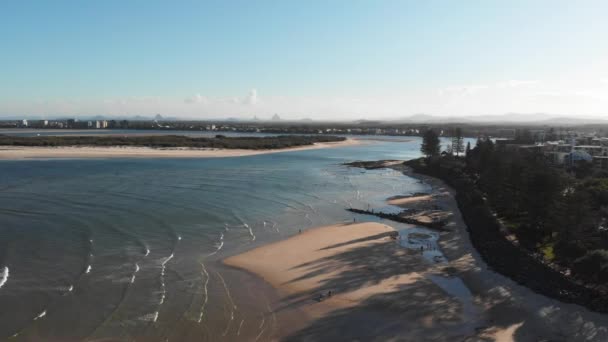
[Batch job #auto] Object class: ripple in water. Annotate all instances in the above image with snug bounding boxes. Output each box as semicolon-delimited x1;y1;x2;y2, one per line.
130;263;140;284
33;310;46;320
207;233;224;257
197;262;210;323
158;254;174;307
0;267;8;289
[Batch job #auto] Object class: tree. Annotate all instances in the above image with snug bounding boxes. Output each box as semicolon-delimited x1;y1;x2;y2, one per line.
451;127;465;156
420;129;441;158
572;250;608;283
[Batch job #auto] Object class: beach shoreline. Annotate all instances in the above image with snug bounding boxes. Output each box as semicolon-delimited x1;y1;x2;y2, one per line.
0;138;359;160
223;160;608;341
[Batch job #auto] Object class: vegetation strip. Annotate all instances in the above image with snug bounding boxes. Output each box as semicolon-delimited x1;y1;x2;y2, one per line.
0;134;345;150
406;153;608;313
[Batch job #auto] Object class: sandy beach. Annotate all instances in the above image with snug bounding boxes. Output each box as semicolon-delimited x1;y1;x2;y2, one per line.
225;164;608;341
225;223;422;316
224;222;441;340
0;138;358;160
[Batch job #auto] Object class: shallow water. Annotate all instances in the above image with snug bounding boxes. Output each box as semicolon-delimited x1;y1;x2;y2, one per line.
0;136;476;340
397;217;480;334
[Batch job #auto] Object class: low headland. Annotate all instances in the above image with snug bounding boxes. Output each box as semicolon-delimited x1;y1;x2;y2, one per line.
0;134;353;159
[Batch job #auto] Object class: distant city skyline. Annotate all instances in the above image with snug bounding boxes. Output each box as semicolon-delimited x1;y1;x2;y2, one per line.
1;1;607;119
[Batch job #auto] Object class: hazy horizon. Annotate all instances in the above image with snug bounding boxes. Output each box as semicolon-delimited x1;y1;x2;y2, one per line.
1;1;607;120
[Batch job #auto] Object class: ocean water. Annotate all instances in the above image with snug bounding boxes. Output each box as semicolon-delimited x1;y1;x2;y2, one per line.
0;137;470;341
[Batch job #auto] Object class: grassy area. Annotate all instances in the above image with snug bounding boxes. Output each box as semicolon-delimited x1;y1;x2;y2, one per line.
0;134;345;150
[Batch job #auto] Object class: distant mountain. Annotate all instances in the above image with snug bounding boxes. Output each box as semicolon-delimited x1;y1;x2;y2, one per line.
393;113;608;125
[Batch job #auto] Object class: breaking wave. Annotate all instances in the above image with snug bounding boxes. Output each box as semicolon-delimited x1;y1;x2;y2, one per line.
0;267;8;289
33;310;46;320
158;254;174;307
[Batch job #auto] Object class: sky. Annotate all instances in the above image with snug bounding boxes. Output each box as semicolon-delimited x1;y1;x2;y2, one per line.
1;0;607;120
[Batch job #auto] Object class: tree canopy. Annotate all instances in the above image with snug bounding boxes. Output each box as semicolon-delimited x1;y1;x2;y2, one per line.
420;129;441;158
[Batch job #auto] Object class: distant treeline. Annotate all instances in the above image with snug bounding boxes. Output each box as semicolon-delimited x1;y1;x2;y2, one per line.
0;134;345;150
4;118;607;139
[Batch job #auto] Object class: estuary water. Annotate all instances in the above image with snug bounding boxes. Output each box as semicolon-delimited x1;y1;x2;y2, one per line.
0;137;467;341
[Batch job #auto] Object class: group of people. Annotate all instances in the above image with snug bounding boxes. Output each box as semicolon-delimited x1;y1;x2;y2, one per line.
316;290;333;302
419;242;437;252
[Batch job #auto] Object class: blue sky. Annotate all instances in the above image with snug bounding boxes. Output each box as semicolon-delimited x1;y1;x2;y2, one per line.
1;1;607;119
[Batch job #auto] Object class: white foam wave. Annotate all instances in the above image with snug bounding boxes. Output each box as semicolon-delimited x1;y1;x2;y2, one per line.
162;253;174;267
135;263;140;273
197;262;210;323
237;319;244;336
158;254;174;307
244;223;256;241
85;265;92;274
255;316;266;342
217;271;236;336
68;285;74;292
145;248;150;257
206;233;224;257
177;235;182;241
34;310;46;320
138;312;158;322
0;267;9;289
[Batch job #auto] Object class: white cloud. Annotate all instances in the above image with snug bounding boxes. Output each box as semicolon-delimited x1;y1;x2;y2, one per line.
3;80;607;120
184;94;208;104
243;88;258;105
495;80;540;88
438;84;489;96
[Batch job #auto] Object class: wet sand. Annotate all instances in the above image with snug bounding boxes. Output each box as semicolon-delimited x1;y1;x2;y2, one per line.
0;139;358;160
387;194;434;206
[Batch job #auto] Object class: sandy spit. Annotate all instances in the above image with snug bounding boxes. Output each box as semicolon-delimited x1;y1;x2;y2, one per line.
0;138;359;160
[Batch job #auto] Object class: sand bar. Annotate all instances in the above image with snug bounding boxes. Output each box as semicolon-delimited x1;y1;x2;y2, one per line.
225;223;421;317
224;222;472;340
0;138;358;160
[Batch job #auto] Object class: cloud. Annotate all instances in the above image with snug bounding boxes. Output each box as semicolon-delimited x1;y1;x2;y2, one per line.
495;80;540;88
185;89;257;106
243;88;258;105
184;94;208;104
438;85;489;96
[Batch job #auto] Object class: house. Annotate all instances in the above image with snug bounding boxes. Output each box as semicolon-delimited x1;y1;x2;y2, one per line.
565;150;593;167
593;156;608;170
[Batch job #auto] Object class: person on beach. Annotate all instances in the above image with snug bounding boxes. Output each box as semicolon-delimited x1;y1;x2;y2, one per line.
328;290;332;297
